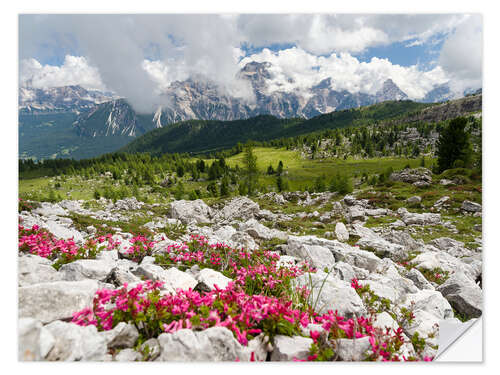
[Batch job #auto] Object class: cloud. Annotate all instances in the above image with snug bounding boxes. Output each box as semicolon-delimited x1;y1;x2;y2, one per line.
18;14;481;111
239;47;449;100
19;55;105;90
236;14;468;54
439;14;482;95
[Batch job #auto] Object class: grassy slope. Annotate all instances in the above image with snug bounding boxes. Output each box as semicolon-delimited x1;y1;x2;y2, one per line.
20;147;426;201
121;101;431;156
19;113;134;160
226;147;426;190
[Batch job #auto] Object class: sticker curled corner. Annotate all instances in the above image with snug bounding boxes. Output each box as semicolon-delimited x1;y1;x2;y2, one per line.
435;317;482;362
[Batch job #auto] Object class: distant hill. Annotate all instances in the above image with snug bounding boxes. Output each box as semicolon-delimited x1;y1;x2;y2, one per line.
121;94;481;156
120;100;432;155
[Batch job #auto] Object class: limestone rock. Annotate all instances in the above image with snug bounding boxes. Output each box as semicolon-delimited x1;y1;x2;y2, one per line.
59;258;115;282
45;321;108;361
335;222;349;242
390;168;432;184
336;337;371;361
407;196;422;205
18;318;55;361
19;279;100;323
196;268;232;290
461;200;482;213
156;327;246;361
294;271;366;317
270;335;313;361
286;243;335;270
115;348;141;361
437;272;482;318
214;196;259;221
18;254;62;287
100;322;139;349
397;207;441;225
170;199;212;224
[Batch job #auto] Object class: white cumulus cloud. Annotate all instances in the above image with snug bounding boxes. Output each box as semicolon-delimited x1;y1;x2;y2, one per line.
439;14;482;95
19;55;105;90
239;47;450;100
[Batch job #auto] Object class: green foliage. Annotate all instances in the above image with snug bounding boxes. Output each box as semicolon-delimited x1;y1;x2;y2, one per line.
220;175;230;197
120;101;431;156
174;182;185;200
437;117;473;173
329;173;353;194
242;144;258;196
206;182;219;197
276;175;289;192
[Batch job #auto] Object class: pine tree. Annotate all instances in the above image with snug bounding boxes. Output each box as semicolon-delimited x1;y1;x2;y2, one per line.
243;144;258;196
276;160;284;175
436;117;472;173
220;176;230;197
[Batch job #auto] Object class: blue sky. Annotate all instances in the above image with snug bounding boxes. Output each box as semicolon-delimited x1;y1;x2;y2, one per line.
19;14;482;111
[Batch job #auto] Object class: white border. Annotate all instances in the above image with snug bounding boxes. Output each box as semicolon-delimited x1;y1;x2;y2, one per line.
3;1;498;373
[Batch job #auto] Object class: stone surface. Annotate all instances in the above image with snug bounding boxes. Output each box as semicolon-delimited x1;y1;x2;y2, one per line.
402;289;454;320
240;218;288;241
18;254;62;287
18;318;55;361
336;337;371;361
214;196;260;221
100;322;139;349
382;231;419;251
410;251;477;281
156;327;246;361
335;222;349;242
397;207;441;225
170;199;212;224
405;268;435;290
139;338;161;361
44;220;84;243
270;335;313;361
133;264;197;293
45;320;108;361
59;258;115;282
115;348;141;361
372;312;399;332
348;206;366;222
390;168;432;184
295;271;366;317
461;200;482;213
437;272;482;318
196;268;232;290
407;196;422;205
19;279;100;323
286;243;335;270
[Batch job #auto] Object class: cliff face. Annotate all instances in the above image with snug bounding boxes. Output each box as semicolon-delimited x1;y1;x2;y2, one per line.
405;95;482;124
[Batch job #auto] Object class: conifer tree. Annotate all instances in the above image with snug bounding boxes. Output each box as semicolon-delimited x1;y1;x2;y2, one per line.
436;117;472;173
243;144;258;196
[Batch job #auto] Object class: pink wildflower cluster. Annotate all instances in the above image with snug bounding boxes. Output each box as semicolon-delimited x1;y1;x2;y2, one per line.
156;234;313;299
124;234;156;261
19;225;79;258
73;281;310;345
19;224;121;268
69;236;433;362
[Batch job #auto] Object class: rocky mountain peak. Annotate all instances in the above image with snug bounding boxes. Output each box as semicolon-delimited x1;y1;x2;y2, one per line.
376;79;408;102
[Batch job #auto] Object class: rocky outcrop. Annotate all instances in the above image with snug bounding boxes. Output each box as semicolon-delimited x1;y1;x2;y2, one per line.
170;199;212;224
19;280;102;324
390;168;432;185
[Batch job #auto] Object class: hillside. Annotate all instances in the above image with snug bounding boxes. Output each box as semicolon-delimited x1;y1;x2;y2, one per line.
121;95;481;156
121;100;433;155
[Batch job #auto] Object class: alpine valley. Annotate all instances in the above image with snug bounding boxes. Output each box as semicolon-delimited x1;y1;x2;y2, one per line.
19;61;471;160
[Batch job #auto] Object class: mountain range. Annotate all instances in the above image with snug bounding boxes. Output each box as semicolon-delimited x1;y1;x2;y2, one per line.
18;60;479;160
